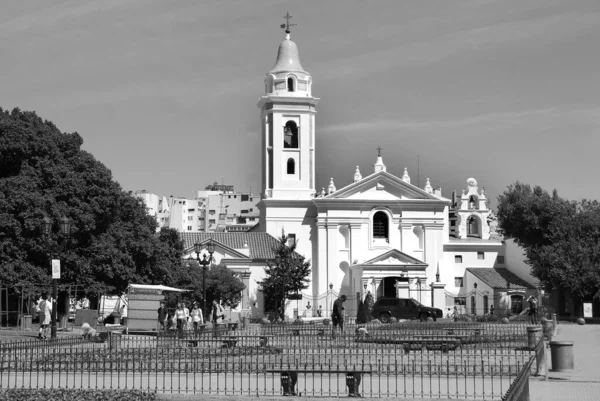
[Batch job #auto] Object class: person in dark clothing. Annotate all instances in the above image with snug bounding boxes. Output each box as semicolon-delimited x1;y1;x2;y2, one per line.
527;295;538;324
157;301;167;331
331;295;347;339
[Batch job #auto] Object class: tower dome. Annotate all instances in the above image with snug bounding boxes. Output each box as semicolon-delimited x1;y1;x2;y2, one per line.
270;34;306;74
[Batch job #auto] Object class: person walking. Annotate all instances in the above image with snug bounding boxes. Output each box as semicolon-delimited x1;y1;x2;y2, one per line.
331;295;347;339
38;293;51;340
183;302;191;331
452;306;459;322
157;301;167;331
190;302;204;333
175;303;186;338
527;295;538;324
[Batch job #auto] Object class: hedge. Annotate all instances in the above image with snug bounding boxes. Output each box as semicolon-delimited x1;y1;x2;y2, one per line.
0;389;157;401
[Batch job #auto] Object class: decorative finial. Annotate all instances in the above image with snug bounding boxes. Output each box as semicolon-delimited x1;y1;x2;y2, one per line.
377;146;382;157
402;167;411;184
328;177;336;194
353;166;362;183
280;11;297;35
424;178;433;194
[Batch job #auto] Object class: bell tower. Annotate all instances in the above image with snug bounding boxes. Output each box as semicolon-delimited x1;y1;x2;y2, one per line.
257;15;319;200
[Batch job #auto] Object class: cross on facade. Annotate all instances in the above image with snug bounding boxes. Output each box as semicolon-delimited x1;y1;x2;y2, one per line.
377;146;383;157
280;12;297;33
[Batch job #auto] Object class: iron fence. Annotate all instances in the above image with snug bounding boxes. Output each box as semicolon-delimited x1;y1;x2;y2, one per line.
0;321;539;398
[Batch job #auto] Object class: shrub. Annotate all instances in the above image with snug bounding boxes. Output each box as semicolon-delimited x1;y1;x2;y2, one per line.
260;317;270;325
322;319;330;325
426;317;434;322
389;317;398;324
501;317;510;324
577;318;585;325
369;319;382;325
0;389;157;401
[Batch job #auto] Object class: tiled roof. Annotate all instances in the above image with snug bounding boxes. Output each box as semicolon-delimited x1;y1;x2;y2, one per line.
467;268;536;290
179;232;281;260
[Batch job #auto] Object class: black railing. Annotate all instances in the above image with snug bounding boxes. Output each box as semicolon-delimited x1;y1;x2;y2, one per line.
0;321;538;398
502;356;534;401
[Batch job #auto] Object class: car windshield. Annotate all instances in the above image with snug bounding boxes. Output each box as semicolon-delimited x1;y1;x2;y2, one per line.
411;299;422;306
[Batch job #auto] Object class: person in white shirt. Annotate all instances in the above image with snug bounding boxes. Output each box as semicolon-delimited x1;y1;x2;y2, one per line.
38;293;51;340
190;302;204;333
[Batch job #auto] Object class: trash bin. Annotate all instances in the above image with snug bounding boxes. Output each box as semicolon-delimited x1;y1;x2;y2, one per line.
22;315;32;331
527;326;542;349
550;341;574;372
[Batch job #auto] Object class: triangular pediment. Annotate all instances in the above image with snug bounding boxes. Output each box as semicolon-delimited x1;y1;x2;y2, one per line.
363;249;428;266
324;171;443;201
182;239;250;260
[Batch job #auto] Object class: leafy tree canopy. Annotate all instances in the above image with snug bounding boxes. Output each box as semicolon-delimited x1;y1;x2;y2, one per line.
167;261;246;314
496;182;600;301
258;231;311;318
0;108;182;295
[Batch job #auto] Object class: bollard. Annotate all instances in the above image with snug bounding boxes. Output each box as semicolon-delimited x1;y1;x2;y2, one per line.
552;313;558;336
549;341;574;372
527;326;542;349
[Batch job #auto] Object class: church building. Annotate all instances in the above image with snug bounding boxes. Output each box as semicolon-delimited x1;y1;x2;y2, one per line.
181;26;537;321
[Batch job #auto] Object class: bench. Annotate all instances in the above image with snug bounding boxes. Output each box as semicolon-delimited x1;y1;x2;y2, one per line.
356;337;461;353
182;335;273;348
287;327;326;336
447;328;484;336
266;369;372;397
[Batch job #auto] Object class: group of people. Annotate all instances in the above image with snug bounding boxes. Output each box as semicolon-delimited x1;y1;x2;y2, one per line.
157;299;226;334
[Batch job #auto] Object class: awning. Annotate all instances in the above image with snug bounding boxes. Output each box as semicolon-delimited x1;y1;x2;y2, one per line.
128;284;189;293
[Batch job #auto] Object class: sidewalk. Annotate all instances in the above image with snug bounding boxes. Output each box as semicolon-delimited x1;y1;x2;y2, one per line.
530;323;600;401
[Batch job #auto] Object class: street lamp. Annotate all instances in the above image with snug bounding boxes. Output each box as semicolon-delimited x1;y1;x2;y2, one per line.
194;240;215;320
41;216;71;340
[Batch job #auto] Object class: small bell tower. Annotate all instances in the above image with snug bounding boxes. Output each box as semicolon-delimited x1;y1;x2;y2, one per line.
257;13;319;200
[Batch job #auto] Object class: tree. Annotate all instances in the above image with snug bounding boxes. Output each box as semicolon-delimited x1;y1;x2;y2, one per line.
258;232;311;320
168;261;246;316
496;182;600;313
0;108;183;296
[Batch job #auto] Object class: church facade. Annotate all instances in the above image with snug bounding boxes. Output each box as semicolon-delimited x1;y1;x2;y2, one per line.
179;29;536;321
254;30;536;319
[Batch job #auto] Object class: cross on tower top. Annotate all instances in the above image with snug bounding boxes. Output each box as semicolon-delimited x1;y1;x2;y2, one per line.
377;146;383;157
280;12;297;34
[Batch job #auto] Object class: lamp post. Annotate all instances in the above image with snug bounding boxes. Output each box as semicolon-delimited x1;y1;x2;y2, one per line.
275;255;285;321
329;283;333;316
41;216;71;340
473;282;478;315
194;240;215;320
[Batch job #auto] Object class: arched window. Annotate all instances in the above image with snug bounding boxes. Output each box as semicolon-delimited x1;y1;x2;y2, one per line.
469;195;479;210
483;295;489;314
283;121;298;148
286;158;295;175
287;77;294;92
467;216;480;237
373;211;389;241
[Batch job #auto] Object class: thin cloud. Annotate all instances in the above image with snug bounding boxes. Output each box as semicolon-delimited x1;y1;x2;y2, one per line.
321;108;558;134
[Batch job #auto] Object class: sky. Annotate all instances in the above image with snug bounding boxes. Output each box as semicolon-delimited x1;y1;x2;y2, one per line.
2;0;599;207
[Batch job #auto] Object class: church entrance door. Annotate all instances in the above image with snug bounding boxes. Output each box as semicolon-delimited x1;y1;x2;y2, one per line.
382;276;404;298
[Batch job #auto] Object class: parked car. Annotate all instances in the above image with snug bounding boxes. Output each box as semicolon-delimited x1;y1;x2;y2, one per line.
372;298;443;322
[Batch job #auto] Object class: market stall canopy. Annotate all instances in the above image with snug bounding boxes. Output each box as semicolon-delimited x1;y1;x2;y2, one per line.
128;284;189;293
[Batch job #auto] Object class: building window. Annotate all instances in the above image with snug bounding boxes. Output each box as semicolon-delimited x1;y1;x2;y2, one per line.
477;252;484;260
497;255;505;264
284;121;298;148
287;234;296;247
373;211;389;241
287;158;295;174
241;194;249;201
455;255;463;263
209;210;215;215
287;77;294;92
249;217;255;222
454;277;463;287
454;297;466;306
241;210;249;214
209;219;216;224
483;295;489;314
187;226;192;231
